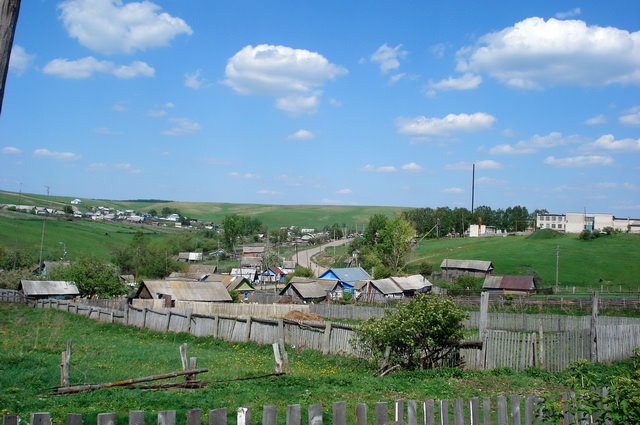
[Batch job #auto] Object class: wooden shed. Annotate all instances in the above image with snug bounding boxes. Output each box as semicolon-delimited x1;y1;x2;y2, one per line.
440;259;494;279
482;275;537;295
135;279;231;307
19;280;79;300
278;278;339;303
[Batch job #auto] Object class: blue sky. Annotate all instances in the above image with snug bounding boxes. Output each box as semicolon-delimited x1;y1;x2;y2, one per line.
1;0;639;216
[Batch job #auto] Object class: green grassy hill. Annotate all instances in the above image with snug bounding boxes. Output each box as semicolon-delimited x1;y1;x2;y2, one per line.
406;232;640;290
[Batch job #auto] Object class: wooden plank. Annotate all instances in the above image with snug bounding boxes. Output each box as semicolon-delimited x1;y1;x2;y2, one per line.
129;410;145;425
97;413;116;425
30;412;51;425
591;292;599;362
524;395;535;425
394;400;404;423
262;406;277;425
186;409;201;425
332;402;346;425
66;414;82;425
237;408;250;425
469;398;479;425
158;411;175;425
375;402;387;425
322;322;332;355
3;414;19;425
209;408;227;425
355;404;367;425
510;394;520;425
244;317;252;342
496;396;507;425
453;399;463;425
424;400;435;425
407;400;417;425
308;404;322;425
286;405;301;425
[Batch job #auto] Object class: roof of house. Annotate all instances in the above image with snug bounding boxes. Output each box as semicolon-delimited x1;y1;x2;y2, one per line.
230;268;258;279
264;266;285;275
185;264;218;274
241;256;262;267
368;278;403;295
440;259;494;272
280;281;329;299
19;280;79;296
391;274;432;291
213;275;255;291
319;267;372;285
178;252;203;261
137;279;232;302
243;246;265;254
483;275;536;291
167;272;210;281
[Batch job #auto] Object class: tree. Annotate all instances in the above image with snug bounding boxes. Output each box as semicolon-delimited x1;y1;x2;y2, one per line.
222;214;244;251
376;216;414;272
50;256;128;298
364;214;389;245
353;295;468;370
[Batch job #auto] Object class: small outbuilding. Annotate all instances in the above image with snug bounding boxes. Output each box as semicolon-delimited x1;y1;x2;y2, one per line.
279;277;340;303
482;275;537;295
440;259;494;279
318;267;372;293
135;279;232;306
19;280;79;300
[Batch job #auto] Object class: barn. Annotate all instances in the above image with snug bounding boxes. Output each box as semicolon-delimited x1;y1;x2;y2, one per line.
482;275;537;295
135;279;231;307
440;259;494;279
19;280;79;300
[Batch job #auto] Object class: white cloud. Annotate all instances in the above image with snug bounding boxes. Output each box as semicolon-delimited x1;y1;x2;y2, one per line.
184;69;209;89
43;57;154;79
58;0;192;54
9;45;34;75
162;117;201;136
446;160;503;170
229;172;258;179
336;188;352;195
147;102;174;117
457;17;640;89
444;187;463;193
401;162;422;172
544;155;613;167
287;129;314;140
623;182;638;190
426;73;482;96
88;162;141;174
582;134;640;152
555;8;581;19
370;43;408;74
362;164;397;173
2;146;22;155
619;107;640;125
585;114;607;125
112;102;128;112
224;44;347;113
430;43;446;58
33;148;81;161
275;94;319;114
489;132;569;155
477;176;507;185
396;112;495;137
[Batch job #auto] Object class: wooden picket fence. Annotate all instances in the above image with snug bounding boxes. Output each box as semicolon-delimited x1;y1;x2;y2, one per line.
0;394;610;425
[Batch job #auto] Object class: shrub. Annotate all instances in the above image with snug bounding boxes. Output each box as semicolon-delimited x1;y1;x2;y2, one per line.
353;294;468;370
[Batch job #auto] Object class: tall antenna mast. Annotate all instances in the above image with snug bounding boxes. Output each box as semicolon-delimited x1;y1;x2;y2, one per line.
471;163;475;214
38;185;50;267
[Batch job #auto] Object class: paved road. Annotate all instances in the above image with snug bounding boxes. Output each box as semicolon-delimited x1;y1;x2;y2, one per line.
291;238;353;277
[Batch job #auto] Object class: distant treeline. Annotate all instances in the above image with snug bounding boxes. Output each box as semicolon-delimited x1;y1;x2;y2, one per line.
402;205;547;237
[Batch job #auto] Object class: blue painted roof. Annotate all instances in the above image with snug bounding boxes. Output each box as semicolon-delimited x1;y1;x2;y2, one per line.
318;267;371;285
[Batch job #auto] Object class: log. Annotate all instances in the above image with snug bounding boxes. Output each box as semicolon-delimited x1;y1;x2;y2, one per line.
54;368;208;395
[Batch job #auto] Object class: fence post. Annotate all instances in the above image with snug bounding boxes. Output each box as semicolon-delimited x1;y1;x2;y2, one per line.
590;292;599;362
209;408;226;425
538;321;545;370
375;402;387;425
4;414;19;425
237;408;250;425
186;409;201;425
424;400;435;425
212;315;219;338
277;318;285;343
158;411;175;425
262;406;277;425
142;308;148;328
394;400;404;423
469;397;479;425
322;322;332;355
439;400;448;425
165;311;172;333
97;413;116;425
407;400;417;425
355;404;367;425
286;404;301;425
482;398;491;425
308;404;322;425
332;402;346;425
244;317;252;342
453;399;464;425
30;413;51;425
129;410;145;425
496;396;507;425
478;292;489;369
510;394;521;425
524;394;535;425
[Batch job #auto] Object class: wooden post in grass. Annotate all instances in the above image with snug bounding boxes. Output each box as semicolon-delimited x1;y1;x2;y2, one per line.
3;414;19;425
355;404;367;425
97;413;116;425
322;322;332;354
286;405;301;425
272;341;290;374
237;408;251;425
209;408;226;425
129;410;145;425
30;413;51;425
538;321;545;370
60;339;72;388
158;411;175;425
308;404;322;425
478;291;489;368
332;402;346;425
186;409;201;425
262;405;277;425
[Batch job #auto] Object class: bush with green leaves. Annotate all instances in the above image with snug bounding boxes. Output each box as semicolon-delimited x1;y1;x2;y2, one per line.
49;256;128;298
353;294;468;370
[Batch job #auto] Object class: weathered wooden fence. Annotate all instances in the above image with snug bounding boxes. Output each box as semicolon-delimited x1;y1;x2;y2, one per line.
0;394;610;425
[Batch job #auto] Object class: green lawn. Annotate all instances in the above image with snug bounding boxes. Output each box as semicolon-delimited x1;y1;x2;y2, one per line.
406;232;640;290
4;303;634;424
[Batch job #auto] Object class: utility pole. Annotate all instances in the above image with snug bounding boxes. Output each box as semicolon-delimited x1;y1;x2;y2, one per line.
555;245;560;293
38;185;50;268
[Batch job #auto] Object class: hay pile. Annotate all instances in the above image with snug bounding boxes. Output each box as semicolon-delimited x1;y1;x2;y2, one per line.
283;310;324;322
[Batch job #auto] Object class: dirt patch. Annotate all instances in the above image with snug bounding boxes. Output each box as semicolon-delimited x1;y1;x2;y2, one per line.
284;310;324;322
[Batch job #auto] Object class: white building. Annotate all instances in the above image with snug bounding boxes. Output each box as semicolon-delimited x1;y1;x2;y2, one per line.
536;212;640;234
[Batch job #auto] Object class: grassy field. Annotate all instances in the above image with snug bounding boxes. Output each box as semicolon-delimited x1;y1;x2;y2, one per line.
404;232;640;290
0;190;405;230
2;302;634;424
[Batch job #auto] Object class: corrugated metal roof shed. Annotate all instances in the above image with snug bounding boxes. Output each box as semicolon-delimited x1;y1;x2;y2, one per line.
19;280;79;296
369;278;402;295
243;246;265;254
288;281;329;299
440;259;494;272
319;267;372;285
391;274;432;291
483;275;536;292
137;280;231;302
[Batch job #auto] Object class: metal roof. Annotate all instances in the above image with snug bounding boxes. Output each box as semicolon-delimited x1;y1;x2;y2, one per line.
319;267;372;284
243;246;265;254
287;281;330;299
483;275;536;291
368;278;402;295
19;280;79;296
440;259;494;272
391;274;432;291
138;279;232;302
